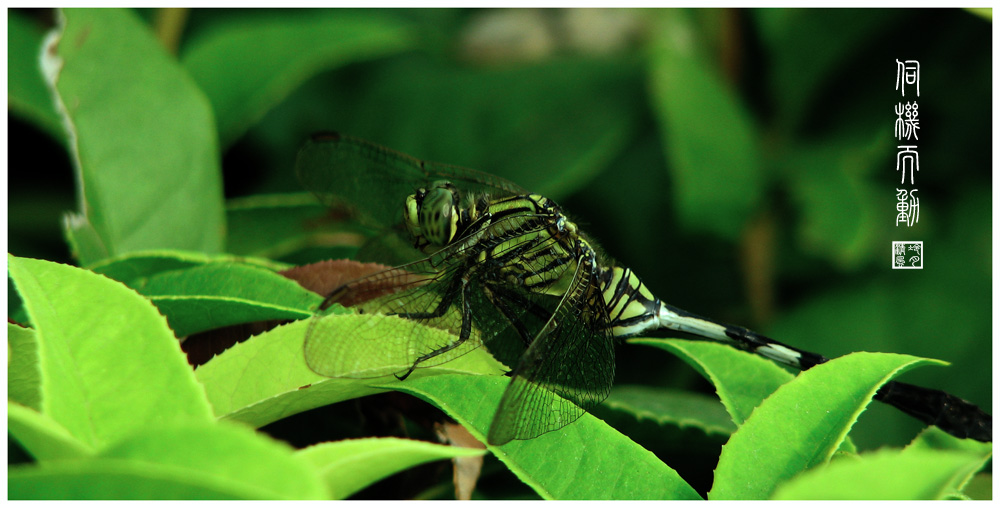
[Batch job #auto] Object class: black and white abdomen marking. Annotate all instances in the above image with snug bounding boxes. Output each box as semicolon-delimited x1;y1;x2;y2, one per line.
599;266;664;338
598;265;820;371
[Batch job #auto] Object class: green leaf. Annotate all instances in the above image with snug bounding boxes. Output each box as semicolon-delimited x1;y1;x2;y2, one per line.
181;11;415;146
89;251;312;337
600;384;737;437
140;262;320;336
7;254;214;449
771;447;989;500
298;437;485;500
385;374;702;500
46;8;225;264
10;460;239;500
10;421;327;500
906;426;995;457
709;352;941;500
62;214;107;267
141;261;315;306
900;426;993;499
153;298;309;338
195;315;504;428
8;10;64;141
97;422;327;500
8;322;41;410
8;401;93;461
592;387;730;467
630;338;793;426
647;10;762;240
965;8;992;21
225;193;345;259
88;250;291;288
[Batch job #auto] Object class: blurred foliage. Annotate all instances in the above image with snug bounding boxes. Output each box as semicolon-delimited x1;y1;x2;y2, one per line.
8;7;992;499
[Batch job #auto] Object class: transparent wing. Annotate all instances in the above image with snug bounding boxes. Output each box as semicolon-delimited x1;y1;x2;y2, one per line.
486;256;616;446
303;253;478;379
295;132;527;232
303;214;564;379
302;311;481;379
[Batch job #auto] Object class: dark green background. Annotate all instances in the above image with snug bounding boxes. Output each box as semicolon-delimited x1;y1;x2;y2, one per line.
8;7;992;494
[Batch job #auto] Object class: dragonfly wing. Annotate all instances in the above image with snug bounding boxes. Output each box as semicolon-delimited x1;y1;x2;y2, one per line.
295;133;527;231
304;255;482;379
303;311;480;379
306;210;569;374
466;214;587;371
486;256;615;446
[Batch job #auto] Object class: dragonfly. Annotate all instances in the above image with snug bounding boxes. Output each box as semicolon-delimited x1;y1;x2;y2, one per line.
295;132;991;446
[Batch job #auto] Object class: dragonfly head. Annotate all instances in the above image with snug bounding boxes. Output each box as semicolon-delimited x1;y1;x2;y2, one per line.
404;180;461;250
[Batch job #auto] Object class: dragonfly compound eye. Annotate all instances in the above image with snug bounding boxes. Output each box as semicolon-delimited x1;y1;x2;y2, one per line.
419;183;460;246
403;189;425;240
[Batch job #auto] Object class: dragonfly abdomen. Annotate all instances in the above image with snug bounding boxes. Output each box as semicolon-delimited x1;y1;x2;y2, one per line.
598;266;824;371
599;266;665;337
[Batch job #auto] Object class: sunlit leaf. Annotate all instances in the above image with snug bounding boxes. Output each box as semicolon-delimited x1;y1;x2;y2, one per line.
298;437;484;499
8;254;213;449
710;352;940;500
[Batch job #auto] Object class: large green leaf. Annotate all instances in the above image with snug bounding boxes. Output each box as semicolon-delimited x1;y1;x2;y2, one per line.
10;460;240;500
386;374;702;500
630;338;794;426
87;251;311;335
139;260;313;305
10;422;327;500
7;401;93;461
195;314;504;428
88;250;290;287
771;447;990;500
182;10;416;146
7;254;214;450
98;422;326;499
709;352;940;500
46;8;224;264
906;426;995;457
140;262;320;336
599;384;736;437
646;9;762;240
298;437;485;500
8;322;41;410
225;193;345;259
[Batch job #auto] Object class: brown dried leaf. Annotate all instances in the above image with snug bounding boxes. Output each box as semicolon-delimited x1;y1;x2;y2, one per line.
436;422;486;500
280;259;390;297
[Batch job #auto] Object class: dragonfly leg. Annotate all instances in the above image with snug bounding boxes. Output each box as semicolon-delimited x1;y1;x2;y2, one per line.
395;282;476;380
